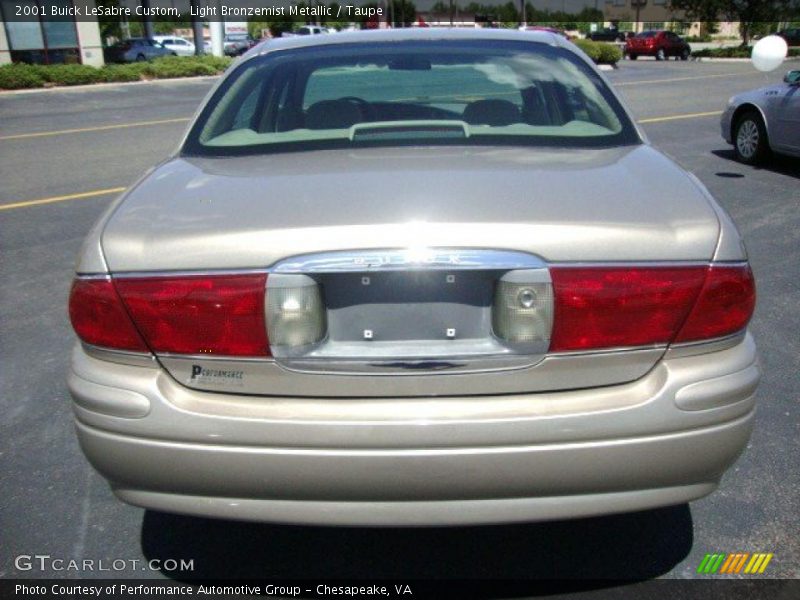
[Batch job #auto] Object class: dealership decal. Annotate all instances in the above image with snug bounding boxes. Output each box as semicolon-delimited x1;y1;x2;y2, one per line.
696;552;774;574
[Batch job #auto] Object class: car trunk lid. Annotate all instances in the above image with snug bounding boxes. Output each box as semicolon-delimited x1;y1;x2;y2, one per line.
101;145;721;397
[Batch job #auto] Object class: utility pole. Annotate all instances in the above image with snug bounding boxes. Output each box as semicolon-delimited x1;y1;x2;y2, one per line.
210;0;224;57
190;0;204;55
140;0;155;38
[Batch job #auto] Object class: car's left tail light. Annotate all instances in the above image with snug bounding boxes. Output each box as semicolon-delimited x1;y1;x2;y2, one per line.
70;274;270;357
69;278;149;352
114;274;270;357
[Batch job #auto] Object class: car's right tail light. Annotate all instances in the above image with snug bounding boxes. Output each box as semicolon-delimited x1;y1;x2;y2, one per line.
547;264;754;352
673;264;755;343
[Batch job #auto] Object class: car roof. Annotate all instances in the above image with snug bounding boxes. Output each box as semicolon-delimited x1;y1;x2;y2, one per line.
243;27;569;60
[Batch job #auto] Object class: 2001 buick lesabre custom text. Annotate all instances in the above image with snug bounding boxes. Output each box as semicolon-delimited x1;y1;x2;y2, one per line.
67;29;760;526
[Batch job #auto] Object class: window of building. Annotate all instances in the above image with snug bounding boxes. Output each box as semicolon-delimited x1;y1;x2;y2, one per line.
1;0;80;64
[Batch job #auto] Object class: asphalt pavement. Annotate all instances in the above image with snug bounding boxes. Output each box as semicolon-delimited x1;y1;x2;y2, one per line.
0;59;798;590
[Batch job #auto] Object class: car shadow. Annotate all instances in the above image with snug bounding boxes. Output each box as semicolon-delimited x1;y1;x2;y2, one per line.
712;149;800;180
141;504;693;594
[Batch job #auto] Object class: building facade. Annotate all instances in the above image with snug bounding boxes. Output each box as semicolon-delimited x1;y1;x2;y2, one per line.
0;0;104;66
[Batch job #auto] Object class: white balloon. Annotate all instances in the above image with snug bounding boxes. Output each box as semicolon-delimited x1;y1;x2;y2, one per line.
752;35;788;72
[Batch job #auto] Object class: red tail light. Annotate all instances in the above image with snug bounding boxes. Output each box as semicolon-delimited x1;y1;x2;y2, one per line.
550;266;707;352
674;265;755;343
69;278;149;352
549;265;754;352
114;274;269;357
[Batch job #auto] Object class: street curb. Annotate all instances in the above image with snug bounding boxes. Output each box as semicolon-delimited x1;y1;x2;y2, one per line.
691;56;800;63
0;75;220;95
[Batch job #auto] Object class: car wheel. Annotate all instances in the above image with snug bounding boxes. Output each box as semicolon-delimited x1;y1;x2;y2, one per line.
734;111;769;165
629;54;638;60
681;48;690;61
656;48;666;61
136;54;146;62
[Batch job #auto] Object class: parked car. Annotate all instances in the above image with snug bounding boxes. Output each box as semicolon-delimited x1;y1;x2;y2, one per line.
104;38;175;63
69;29;759;526
521;26;570;40
721;69;800;164
626;30;691;61
152;35;196;57
284;25;331;38
587;27;628;43
223;34;256;56
777;28;800;47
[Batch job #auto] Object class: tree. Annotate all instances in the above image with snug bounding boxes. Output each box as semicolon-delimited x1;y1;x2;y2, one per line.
390;0;418;26
668;0;793;46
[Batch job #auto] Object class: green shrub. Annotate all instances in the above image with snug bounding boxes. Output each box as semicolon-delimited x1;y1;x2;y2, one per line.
38;64;104;86
0;64;46;89
0;55;234;90
102;63;148;82
692;46;800;58
573;39;621;65
574;39;602;62
143;55;223;79
197;54;234;72
597;42;623;65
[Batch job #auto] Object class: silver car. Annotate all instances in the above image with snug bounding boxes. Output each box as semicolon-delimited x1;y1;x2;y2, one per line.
68;29;760;526
721;69;800;164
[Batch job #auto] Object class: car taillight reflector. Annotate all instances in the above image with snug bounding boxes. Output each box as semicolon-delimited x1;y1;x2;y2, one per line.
114;274;269;357
549;266;707;352
69;278;149;352
674;265;755;343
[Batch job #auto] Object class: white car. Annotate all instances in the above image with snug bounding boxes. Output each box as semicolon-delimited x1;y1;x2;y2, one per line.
152;36;195;57
294;25;330;36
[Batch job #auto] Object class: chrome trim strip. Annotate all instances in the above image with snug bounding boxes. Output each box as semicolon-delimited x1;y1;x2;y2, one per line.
665;331;747;359
82;344;157;367
105;268;269;279
277;354;544;376
548;261;711;268
550;343;667;357
272;248;547;273
155;352;274;363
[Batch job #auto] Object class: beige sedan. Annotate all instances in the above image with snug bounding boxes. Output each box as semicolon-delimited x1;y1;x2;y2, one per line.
68;29;759;525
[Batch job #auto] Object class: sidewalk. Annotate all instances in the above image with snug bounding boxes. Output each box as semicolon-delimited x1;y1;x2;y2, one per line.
0;74;220;95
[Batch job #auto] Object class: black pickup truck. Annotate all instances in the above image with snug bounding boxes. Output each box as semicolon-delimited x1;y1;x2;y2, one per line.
587;28;629;42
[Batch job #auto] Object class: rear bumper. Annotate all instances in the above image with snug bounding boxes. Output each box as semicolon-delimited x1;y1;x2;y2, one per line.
626;47;657;56
721;105;736;144
69;334;760;525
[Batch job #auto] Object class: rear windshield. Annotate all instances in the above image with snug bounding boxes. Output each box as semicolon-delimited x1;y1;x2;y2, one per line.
183;40;639;156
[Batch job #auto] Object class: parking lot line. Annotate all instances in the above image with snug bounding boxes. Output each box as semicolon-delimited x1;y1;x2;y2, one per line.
614;72;744;87
638;110;723;123
0;187;125;211
0;117;191;141
0;108;727;212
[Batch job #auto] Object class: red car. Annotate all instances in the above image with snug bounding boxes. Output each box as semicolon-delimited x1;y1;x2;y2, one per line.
626;30;691;61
